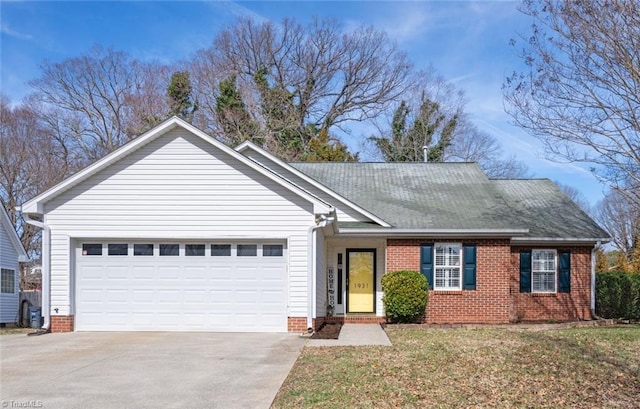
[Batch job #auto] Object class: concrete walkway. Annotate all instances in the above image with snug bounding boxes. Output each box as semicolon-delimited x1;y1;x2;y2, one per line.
307;324;392;347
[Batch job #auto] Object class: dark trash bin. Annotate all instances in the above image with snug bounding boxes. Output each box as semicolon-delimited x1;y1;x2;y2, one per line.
29;307;42;329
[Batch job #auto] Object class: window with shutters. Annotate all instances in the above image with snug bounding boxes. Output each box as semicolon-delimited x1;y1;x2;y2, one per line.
434;243;462;290
532;249;556;293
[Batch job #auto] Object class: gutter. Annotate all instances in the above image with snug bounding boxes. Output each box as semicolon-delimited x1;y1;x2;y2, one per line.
338;228;529;238
306;214;335;332
20;209;51;332
511;237;611;246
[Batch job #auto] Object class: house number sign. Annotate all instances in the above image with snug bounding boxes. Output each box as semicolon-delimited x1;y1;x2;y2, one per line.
327;267;335;315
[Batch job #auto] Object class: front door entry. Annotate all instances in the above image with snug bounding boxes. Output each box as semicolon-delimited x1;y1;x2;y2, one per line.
347;249;375;313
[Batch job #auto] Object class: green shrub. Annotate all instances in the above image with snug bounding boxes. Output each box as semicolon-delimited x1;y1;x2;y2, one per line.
596;272;640;320
381;270;429;323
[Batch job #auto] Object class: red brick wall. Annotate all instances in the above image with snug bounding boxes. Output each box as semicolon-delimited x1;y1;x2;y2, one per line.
510;246;592;321
386;239;512;324
51;315;74;332
287;317;308;333
321;315;385;327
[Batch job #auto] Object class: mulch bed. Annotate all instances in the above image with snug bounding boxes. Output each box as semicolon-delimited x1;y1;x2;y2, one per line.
310;322;342;339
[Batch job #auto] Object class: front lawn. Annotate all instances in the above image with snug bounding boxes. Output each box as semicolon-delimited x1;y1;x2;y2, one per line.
272;326;640;408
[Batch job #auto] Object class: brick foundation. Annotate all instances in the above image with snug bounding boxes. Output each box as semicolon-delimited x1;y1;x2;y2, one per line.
51;315;74;332
287;317;308;333
320;315;385;328
510;246;592;322
290;316;385;332
386;239;594;324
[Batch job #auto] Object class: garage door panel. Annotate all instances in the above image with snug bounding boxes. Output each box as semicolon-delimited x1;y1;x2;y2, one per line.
106;265;129;279
184;289;207;303
158;289;182;305
132;266;155;280
106;289;129;303
131;289;155;303
76;241;287;332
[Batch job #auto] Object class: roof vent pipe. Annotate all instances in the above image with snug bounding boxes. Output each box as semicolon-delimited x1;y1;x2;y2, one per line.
422;146;428;163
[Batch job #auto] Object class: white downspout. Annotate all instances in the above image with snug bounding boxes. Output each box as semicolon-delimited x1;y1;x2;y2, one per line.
591;241;601;319
21;210;51;331
306;215;335;332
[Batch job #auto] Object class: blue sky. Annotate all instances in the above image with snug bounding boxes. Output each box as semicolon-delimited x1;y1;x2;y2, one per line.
0;1;607;207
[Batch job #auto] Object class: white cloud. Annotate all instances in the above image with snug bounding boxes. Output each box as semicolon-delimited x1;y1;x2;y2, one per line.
204;1;268;23
1;22;32;40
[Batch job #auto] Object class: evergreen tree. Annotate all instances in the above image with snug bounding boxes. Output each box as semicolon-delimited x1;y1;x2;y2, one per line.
302;128;358;162
372;97;458;162
167;71;197;121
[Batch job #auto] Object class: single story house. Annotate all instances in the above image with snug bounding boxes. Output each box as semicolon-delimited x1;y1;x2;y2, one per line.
20;117;609;333
1;205;28;325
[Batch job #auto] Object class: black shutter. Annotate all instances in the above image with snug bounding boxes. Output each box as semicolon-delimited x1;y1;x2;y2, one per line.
520;250;532;293
463;244;477;290
420;244;434;290
558;250;571;293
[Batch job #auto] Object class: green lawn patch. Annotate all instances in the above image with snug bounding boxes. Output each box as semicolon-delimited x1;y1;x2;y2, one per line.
272;326;640;408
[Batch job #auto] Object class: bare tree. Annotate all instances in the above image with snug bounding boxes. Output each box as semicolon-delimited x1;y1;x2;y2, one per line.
594;189;639;262
125;62;172;136
192;17;411;155
29;46;171;161
555;182;591;214
504;0;640;206
446;122;531;179
0;96;74;255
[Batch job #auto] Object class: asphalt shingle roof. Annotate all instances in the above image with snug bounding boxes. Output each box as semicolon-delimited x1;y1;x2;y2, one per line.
289;162;608;239
491;179;609;239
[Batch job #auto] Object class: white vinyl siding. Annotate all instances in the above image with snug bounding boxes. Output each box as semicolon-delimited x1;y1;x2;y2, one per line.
0;223;20;323
43;129;316;319
434;243;462;290
532;249;557;293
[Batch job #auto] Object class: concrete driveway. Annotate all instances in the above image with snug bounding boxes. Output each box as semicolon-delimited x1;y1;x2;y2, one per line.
1;332;305;409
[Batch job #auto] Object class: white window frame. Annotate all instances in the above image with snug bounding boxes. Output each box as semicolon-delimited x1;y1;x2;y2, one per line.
532;249;557;293
1;268;16;294
434;243;462;291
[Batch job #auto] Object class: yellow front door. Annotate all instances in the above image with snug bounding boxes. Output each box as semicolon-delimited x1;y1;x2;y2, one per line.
347;250;375;313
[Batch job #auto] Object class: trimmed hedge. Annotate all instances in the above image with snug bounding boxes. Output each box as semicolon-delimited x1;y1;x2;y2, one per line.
381;270;429;323
595;272;640;320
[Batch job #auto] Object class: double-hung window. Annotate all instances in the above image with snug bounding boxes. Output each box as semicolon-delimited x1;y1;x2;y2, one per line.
434;243;462;290
532;249;556;293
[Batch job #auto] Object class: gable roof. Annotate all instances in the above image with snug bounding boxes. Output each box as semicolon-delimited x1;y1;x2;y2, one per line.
235;141;391;227
290;162;609;241
1;205;28;262
21;117;333;215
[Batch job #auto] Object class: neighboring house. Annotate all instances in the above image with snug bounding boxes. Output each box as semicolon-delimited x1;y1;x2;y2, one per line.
1;205;28;325
20;117;609;333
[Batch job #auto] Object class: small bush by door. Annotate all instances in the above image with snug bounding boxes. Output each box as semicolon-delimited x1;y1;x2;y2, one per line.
381;270;429;323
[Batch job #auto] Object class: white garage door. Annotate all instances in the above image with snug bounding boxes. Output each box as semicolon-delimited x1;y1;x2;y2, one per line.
75;241;288;332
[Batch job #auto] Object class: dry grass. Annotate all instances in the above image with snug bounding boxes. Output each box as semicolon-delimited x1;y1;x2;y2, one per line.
0;327;34;336
272;325;640;408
